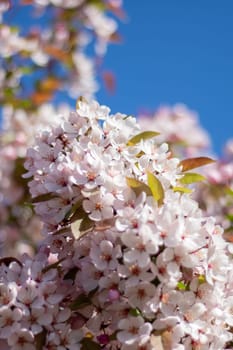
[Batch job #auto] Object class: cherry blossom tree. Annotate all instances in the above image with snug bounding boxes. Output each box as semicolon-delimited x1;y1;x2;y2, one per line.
0;2;233;350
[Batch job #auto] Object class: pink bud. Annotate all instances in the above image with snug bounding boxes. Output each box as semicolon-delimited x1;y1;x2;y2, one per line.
108;288;120;302
97;334;109;345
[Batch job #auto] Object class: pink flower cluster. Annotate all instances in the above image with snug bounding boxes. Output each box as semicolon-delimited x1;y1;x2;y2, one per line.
0;250;83;350
0;104;69;257
0;0;123;256
195;141;233;235
1;98;228;349
138;104;233;245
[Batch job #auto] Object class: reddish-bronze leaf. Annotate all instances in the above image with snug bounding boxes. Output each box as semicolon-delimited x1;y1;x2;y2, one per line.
43;45;71;63
20;0;34;4
223;231;233;243
40;77;61;92
107;3;126;19
180;157;215;172
31;91;53;105
102;71;116;93
109;32;123;43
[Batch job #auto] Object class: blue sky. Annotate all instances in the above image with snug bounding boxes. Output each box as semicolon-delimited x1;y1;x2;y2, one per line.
2;1;232;155
98;1;233;155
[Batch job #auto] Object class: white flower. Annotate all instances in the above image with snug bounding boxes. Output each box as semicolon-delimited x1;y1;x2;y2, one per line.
51;324;83;350
8;329;35;350
225;296;233;327
118;260;154;287
117;316;152;346
0;282;17;308
76;260;102;293
29;306;53;334
151;253;181;288
125;282;157;313
90;239;121;271
0;307;21;338
205;243;230;284
17;282;39;307
83;191;114;221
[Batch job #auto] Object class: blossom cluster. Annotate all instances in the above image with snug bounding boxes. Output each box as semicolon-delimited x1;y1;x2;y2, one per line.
0;0;123;256
1;2;232;349
0;103;68;256
138;105;233;244
195;141;233;235
1;99;229;349
0;250;83;350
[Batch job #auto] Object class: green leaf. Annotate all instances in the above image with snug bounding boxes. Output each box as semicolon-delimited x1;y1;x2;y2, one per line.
225;186;233;197
87;0;106;10
42;258;65;274
70;293;92;311
180;157;215;172
4;87;14;98
147;171;164;206
180;172;206;185
76;96;87;110
81;338;101;350
226;214;233;223
71;215;94;240
80;216;94;232
173;186;192;194
64;199;83;222
198;275;206;284
129;308;141;317
52;226;70;236
64;267;79;281
109;332;117;341
127;131;160;146
126;177;145;188
135;151;145;158
70;287;98;311
126;177;152;197
13;157;28;187
176;281;189;291
151;276;160;287
21;66;34;74
32;192;58;203
6;95;34;110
